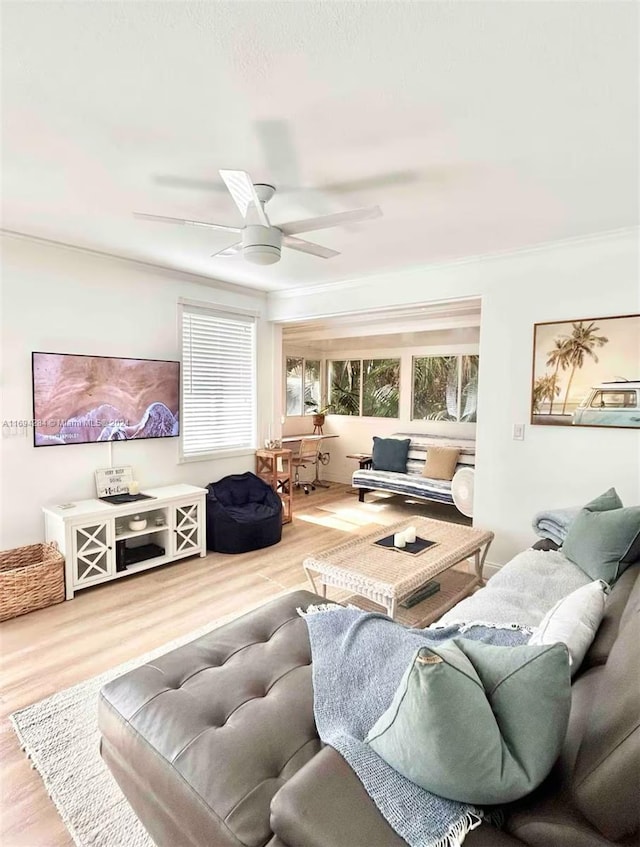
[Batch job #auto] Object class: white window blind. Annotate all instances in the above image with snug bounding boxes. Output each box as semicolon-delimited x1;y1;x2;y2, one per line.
181;305;256;458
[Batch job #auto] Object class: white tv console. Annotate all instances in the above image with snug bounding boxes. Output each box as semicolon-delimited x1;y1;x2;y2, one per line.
43;484;207;600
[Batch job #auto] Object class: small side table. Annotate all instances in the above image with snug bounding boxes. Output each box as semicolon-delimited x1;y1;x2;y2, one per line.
255;449;293;524
347;453;372;470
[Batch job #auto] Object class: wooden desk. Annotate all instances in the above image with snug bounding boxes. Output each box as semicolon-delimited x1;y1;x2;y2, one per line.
255;449;292;524
281;434;338;488
281;434;339;444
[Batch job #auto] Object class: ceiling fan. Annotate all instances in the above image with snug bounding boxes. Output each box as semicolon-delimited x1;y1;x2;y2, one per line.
134;169;382;265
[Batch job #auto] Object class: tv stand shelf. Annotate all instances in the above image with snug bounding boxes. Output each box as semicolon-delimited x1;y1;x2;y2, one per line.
43;484;207;599
116;524;167;541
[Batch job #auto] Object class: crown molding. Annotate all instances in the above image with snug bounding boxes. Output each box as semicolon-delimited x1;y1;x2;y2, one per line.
3;224;636;307
268;226;639;302
0;228;269;300
281;297;481;337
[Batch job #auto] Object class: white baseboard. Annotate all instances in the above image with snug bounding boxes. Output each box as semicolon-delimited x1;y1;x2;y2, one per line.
484;561;502;578
457;558;501;578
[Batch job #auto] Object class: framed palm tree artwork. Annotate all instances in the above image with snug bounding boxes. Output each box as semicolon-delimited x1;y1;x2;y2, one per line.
531;313;640;428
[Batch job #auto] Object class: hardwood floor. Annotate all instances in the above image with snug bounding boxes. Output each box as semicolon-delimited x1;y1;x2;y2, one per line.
0;484;468;847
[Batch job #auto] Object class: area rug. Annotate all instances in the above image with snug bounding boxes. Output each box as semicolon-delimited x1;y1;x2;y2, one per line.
9;603;267;847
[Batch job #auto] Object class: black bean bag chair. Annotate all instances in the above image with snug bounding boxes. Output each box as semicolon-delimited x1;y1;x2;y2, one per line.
206;472;283;554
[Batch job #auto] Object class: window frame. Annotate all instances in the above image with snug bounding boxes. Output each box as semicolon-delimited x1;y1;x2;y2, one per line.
327;357;401;418
590;390;637;409
284;356;322;417
178;301;258;463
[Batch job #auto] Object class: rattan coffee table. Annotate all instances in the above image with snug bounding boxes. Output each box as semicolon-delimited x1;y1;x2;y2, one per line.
303;517;494;627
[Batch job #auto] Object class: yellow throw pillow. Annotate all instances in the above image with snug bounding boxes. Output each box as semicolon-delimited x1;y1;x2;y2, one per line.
423;446;460;480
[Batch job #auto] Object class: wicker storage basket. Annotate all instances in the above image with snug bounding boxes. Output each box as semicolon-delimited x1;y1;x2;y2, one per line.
0;542;65;622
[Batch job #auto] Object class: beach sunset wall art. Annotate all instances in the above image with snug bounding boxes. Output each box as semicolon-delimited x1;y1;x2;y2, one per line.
531;314;640;429
32;353;180;446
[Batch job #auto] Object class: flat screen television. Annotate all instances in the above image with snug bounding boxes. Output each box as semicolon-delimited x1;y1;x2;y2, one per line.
32;352;180;447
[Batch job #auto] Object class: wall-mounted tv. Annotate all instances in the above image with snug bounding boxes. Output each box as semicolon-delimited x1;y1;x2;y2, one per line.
32;352;180;447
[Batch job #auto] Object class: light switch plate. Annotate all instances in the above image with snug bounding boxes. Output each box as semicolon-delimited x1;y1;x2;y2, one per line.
513;423;525;441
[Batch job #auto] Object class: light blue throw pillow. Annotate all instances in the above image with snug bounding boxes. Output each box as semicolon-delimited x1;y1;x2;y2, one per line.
562;489;640;583
366;639;571;805
583;487;623;512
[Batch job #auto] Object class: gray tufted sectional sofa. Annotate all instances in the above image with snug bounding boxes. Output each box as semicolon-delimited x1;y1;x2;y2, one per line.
99;561;640;847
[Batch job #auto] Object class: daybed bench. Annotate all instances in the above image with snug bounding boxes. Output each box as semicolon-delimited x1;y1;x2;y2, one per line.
353;432;475;507
98;543;639;847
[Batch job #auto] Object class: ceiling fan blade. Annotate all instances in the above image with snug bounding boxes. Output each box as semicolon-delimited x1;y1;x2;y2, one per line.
133;212;241;233
320;170;418;194
211;242;243;258
279;205;382;236
283;235;340;259
219;169;270;227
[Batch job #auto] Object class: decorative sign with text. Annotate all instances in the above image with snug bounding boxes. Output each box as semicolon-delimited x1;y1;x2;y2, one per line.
95;466;134;498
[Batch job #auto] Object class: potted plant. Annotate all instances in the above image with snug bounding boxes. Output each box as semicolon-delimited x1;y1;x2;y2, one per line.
304;399;333;430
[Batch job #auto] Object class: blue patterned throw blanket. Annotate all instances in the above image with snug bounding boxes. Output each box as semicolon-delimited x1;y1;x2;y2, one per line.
300;606;529;847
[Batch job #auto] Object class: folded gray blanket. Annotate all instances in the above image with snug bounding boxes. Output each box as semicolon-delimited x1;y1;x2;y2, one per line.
532;506;581;545
300;606;529;847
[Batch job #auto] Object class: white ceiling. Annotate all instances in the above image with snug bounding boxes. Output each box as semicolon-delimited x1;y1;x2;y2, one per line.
2;1;638;292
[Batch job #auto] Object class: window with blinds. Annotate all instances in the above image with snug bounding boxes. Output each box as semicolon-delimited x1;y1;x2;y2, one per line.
181;305;256;459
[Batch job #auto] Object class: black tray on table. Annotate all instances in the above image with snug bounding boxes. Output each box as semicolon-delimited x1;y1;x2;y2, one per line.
374;534;438;556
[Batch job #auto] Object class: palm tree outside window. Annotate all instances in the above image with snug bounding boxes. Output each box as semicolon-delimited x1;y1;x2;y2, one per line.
412;355;479;422
328;358;400;417
285;357;321;416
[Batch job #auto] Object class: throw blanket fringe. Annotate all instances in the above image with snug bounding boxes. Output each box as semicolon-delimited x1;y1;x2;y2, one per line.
297;602;356;616
437;812;482;847
432;619;535;635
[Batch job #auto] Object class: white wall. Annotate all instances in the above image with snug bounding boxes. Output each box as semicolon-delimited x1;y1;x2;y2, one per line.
0;237;272;548
270;231;640;565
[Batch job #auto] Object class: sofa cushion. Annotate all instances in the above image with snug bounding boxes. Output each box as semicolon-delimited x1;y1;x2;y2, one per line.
505;665;607;847
366;639;571;805
371;436;410;473
581;564;639;670
572;585;640;842
271;746;408;847
562;491;640;584
270;745;524;847
528;581;607;675
422;446;460;480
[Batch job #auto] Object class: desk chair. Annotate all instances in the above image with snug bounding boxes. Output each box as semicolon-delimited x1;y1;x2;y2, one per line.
291;438;321;495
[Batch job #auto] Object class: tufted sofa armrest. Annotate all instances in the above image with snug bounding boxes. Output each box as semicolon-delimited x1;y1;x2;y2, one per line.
99;590;323;847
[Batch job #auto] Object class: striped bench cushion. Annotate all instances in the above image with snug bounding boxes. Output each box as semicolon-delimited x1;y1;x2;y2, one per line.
352;468;457;504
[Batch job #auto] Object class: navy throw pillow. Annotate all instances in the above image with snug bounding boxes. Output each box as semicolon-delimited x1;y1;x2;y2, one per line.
371;437;410;473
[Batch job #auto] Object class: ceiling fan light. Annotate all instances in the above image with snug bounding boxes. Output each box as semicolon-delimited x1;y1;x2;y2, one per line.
244;245;281;265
